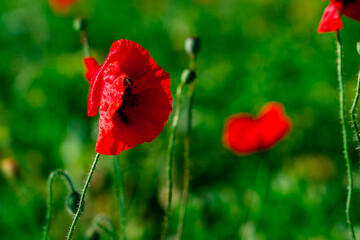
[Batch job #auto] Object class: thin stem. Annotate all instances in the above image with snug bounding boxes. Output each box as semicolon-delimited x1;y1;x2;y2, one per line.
336;31;356;240
175;81;196;240
81;31;90;57
67;153;101;240
240;156;271;239
350;65;360;149
189;54;196;70
252;160;270;234
161;81;185;240
42;170;75;240
113;155;126;240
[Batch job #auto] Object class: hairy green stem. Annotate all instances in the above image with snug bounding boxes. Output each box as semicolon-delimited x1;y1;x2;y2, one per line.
67;153;100;240
336;31;356;240
175;81;196;240
350;65;360;149
113;155;126;240
42;170;75;240
161;81;185;240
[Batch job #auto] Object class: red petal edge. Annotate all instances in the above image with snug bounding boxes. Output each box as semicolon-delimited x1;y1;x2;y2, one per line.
257;102;292;150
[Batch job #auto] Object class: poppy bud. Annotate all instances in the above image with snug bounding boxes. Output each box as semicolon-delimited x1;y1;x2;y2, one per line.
184;36;200;55
66;191;84;215
357;41;360;55
181;69;196;84
73;17;87;32
1;158;20;180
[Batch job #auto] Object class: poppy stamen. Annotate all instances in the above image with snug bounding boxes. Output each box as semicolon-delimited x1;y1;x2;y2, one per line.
116;77;139;124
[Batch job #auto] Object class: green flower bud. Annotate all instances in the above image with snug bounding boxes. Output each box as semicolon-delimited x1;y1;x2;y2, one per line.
357;41;360;56
184;36;200;55
181;69;196;84
66;191;84;215
73;17;87;32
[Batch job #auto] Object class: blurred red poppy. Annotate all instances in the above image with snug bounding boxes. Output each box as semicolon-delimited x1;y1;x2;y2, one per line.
84;40;172;155
222;102;291;155
49;0;78;13
318;0;360;33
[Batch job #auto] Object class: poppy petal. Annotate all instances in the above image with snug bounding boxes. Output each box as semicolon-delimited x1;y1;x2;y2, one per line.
106;40;152;78
133;64;171;94
222;114;262;155
95;114;134;155
318;2;343;33
83;57;100;82
95;84;172;155
336;0;360;22
87;59;126;117
49;0;78;13
223;102;291;155
128;87;173;141
257;102;292;150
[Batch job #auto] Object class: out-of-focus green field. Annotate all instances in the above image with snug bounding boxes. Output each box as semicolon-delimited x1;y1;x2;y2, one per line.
1;0;360;239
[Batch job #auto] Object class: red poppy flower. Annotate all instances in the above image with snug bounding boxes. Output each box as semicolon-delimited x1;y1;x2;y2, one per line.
222;102;291;155
84;40;172;155
318;0;360;33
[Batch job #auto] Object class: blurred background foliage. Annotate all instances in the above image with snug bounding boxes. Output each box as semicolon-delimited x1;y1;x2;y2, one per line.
1;0;360;239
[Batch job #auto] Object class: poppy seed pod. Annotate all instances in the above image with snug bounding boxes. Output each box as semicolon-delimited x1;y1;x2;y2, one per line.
66;191;84;215
73;17;87;32
181;69;196;84
184;37;200;55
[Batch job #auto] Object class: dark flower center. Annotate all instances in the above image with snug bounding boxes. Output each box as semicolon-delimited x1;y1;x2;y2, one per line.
342;0;355;6
116;77;138;125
